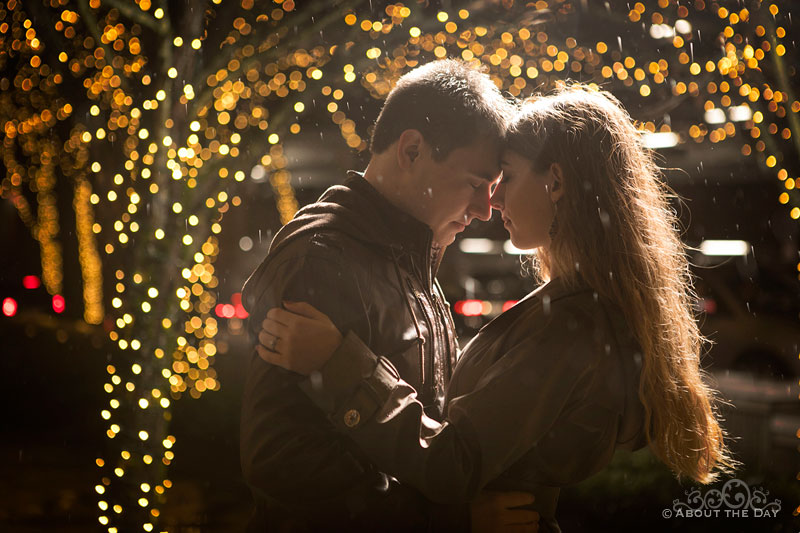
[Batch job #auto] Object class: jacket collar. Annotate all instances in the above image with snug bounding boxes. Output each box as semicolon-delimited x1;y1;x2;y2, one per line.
266;171;442;284
343;171;435;256
529;276;592;303
343;172;443;284
496;276;593;320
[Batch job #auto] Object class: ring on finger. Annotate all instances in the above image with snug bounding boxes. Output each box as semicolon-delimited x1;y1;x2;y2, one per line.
268;336;278;351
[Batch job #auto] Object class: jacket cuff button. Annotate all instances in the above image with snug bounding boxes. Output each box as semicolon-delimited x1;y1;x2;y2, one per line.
343;409;361;428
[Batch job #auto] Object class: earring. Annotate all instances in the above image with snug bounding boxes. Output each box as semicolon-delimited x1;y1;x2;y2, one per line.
548;202;559;240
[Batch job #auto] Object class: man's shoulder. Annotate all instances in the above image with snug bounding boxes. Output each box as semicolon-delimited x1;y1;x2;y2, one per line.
270;227;386;267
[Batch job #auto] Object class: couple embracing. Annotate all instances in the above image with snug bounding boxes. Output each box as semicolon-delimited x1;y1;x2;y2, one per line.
239;59;735;532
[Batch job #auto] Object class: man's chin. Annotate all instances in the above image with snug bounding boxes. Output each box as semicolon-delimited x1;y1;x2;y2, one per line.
433;233;457;248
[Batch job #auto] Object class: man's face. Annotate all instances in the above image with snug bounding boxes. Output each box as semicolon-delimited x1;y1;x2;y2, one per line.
403;138;501;246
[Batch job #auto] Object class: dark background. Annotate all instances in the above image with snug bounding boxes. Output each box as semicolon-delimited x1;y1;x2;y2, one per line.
2;128;799;531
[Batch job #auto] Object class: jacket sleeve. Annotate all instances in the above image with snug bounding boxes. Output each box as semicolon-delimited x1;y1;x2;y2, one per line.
239;239;435;525
299;305;612;505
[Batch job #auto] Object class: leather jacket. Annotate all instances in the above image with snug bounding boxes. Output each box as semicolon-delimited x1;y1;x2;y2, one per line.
298;277;648;533
240;172;460;530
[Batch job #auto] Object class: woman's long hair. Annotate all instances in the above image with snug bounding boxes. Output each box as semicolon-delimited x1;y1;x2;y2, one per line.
506;84;736;483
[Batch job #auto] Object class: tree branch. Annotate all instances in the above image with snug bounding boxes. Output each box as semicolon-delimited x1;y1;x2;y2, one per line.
763;15;800;161
76;0;116;68
102;0;165;33
189;0;361;113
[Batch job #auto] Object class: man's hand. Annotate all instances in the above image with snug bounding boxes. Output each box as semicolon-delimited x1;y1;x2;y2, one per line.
470;491;539;533
256;301;343;375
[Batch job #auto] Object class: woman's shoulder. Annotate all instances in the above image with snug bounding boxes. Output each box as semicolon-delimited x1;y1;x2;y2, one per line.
533;278;609;325
521;279;634;359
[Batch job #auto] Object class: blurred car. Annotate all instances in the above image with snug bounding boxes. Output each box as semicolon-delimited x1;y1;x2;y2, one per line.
445;241;800;377
693;255;800;380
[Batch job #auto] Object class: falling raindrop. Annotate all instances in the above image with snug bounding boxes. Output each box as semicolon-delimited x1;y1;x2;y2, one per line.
598;208;610;228
617;36;623;51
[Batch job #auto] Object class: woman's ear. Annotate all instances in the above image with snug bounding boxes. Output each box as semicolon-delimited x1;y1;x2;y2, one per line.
396;129;424;170
549;162;565;203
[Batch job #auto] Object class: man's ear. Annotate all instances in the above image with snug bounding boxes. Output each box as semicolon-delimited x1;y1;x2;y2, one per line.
549;162;565;203
396;129;424;170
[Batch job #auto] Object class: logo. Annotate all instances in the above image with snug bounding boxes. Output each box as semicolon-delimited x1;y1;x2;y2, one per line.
661;478;781;519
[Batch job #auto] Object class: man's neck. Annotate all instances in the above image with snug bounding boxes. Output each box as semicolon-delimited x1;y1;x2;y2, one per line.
362;158;411;217
361;157;443;250
362;159;390;194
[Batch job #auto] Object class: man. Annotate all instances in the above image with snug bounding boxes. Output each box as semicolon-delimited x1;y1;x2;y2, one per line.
240;59;526;530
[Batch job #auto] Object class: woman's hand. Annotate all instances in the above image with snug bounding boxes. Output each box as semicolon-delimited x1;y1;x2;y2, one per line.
470;491;539;533
256;301;343;375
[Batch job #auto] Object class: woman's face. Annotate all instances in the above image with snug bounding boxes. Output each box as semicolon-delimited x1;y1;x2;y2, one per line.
491;149;561;250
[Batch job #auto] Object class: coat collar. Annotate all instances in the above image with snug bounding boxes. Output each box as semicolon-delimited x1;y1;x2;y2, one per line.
343;171;435;255
343;171;443;283
479;277;594;334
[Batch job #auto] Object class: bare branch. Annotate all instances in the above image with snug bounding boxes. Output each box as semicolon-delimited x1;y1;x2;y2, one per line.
102;0;166;33
76;0;116;67
189;0;361;111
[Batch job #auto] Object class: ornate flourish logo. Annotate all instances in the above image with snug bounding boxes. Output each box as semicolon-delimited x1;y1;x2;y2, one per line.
661;479;781;519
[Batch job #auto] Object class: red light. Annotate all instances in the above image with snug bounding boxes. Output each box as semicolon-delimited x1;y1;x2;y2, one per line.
52;294;65;313
217;298;246;319
234;303;249;319
454;299;484;317
502;300;518;312
2;297;17;317
216;304;233;318
22;275;40;289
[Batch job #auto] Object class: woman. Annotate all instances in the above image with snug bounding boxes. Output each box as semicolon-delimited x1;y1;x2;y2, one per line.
256;85;736;530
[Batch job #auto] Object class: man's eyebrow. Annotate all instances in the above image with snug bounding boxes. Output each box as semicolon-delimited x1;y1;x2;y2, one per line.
473;170;501;182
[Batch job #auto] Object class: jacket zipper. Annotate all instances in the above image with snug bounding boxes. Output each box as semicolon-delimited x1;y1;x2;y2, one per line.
390;247;427;389
419;236;437;407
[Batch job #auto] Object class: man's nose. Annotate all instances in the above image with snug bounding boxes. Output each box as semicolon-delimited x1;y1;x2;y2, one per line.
470;186;493;222
490;182;505;211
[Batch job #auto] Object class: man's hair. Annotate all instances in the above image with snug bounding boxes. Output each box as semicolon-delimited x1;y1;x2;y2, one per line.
369;59;510;160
